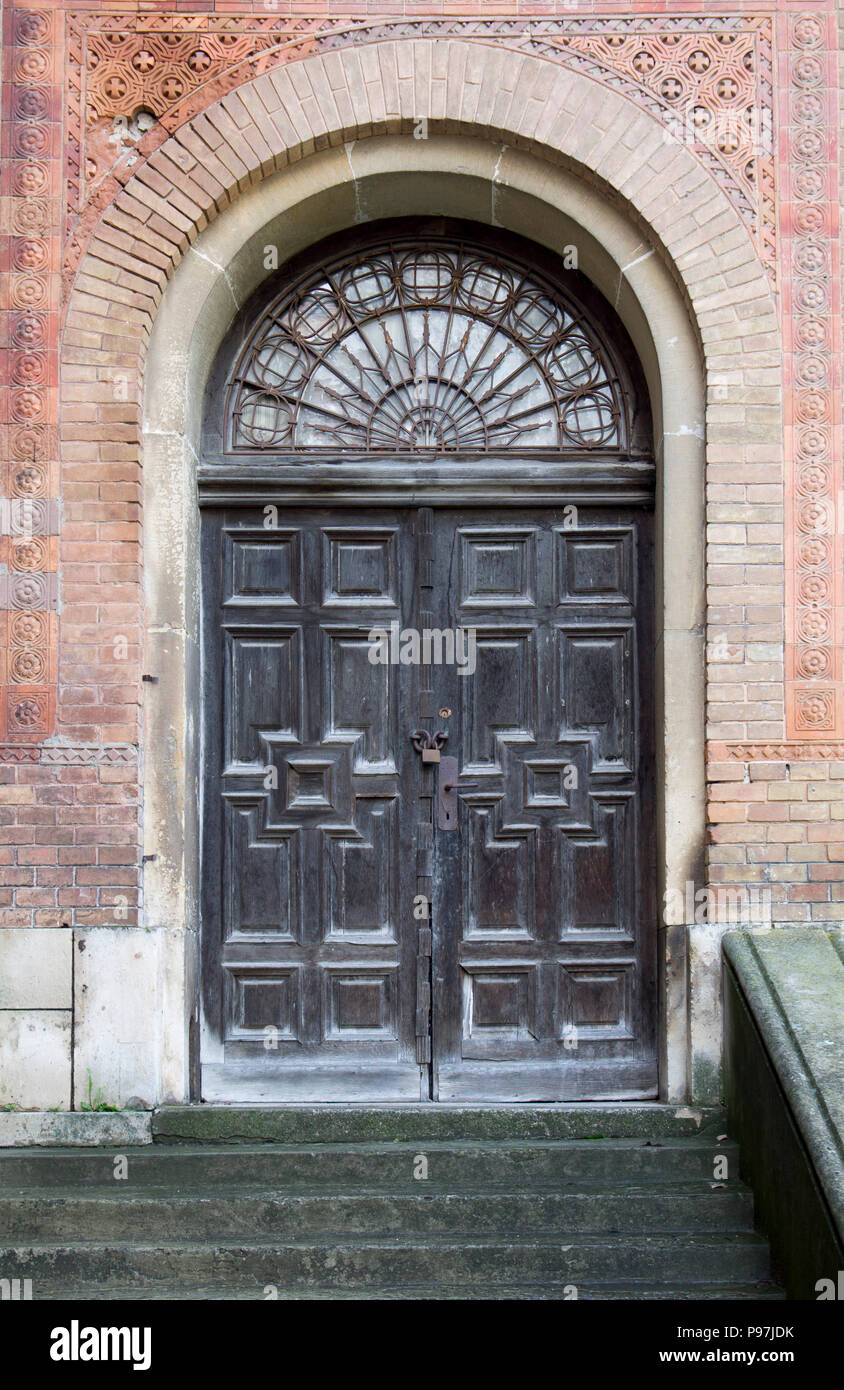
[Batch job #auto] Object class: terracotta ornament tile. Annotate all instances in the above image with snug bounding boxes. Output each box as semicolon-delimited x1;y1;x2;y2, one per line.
780;9;843;739
0;5;61;742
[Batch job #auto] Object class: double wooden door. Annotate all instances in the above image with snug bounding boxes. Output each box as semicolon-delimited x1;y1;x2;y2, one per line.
200;503;656;1101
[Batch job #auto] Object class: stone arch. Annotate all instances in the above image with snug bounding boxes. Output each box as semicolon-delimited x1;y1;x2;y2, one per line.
60;40;781;1103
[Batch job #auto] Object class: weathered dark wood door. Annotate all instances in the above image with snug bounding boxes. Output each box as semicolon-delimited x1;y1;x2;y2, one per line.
200;508;424;1101
429;507;656;1100
200;502;656;1101
199;220;658;1101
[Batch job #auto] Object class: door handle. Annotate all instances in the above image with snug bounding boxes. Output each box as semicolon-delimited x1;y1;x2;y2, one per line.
437;755;480;831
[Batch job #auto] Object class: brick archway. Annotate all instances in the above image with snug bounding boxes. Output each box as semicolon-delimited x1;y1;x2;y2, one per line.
59;40;780;1105
65;38;777;388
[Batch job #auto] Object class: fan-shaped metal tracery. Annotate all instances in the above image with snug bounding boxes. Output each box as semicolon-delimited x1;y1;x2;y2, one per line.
227;239;628;454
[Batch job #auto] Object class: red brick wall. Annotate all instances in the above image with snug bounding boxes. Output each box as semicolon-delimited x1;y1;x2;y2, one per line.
1;2;843;933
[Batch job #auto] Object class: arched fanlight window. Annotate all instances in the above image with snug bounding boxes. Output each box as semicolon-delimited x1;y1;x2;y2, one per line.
225;235;633;454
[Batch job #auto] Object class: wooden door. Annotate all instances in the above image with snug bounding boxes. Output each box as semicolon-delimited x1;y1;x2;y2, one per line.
200;507;424;1101
428;506;656;1100
200;502;656;1102
199;222;659;1102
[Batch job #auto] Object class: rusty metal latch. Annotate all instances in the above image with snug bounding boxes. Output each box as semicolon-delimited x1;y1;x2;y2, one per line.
411;729;448;764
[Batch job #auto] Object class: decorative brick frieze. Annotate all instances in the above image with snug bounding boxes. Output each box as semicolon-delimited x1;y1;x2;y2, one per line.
63;11;776;293
0;743;137;764
715;743;844;763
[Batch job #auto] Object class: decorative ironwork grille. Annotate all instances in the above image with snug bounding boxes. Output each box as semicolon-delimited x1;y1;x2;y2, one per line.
226;237;629;454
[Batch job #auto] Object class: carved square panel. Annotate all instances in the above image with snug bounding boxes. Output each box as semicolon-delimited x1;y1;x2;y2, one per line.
323;969;397;1039
462;965;537;1040
223;804;298;940
524;759;571;808
499;738;589;833
558;624;634;772
558;800;634;938
225;630;301;765
465;628;534;766
226;966;300;1041
261;745;355;830
556;528;633;605
459;528;535;607
323;528;398;606
558;963;634;1040
286;756;335;810
225;529;300;605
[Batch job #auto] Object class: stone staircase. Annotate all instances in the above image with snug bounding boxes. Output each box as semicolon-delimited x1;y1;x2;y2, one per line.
0;1106;784;1300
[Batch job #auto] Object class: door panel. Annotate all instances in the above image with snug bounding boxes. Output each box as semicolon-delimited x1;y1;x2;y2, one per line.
200;508;423;1101
430;508;656;1101
200;503;656;1102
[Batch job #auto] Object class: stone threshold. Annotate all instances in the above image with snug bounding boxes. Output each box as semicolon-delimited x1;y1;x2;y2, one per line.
151;1103;725;1145
0;1112;152;1148
0;1103;728;1148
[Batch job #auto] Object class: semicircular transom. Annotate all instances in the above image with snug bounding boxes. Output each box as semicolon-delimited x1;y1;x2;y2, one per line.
226;233;629;455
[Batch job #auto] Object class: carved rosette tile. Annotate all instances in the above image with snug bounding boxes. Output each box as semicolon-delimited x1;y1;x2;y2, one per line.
539;22;774;278
1;10;59;742
783;12;842;738
63;13;775;290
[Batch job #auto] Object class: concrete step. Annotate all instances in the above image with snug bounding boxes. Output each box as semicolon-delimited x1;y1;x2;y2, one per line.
21;1280;786;1301
152;1104;726;1145
0;1121;780;1300
0;1138;739;1188
0;1182;755;1241
0;1231;773;1289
